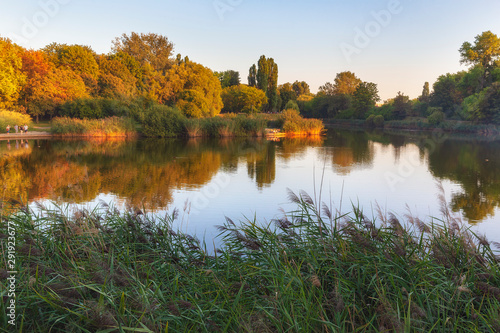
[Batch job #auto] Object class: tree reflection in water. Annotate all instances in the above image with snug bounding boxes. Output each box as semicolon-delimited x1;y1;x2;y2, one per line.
1;132;499;224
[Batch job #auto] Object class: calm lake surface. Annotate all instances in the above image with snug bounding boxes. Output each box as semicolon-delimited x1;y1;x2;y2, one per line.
1;129;500;247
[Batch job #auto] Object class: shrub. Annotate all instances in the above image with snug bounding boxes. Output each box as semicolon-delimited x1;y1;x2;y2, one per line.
365;114;375;127
335;108;355;119
184;118;202;137
373;115;384;127
51;117;136;136
280;109;324;135
59;98;103;119
426;106;443;116
0;110;32;133
141;105;186;138
284;100;300;112
235;116;267;136
428;110;445;125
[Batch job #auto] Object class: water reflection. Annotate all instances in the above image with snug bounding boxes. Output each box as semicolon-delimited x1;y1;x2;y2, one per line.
1;131;500;224
428;139;500;223
321;131;374;174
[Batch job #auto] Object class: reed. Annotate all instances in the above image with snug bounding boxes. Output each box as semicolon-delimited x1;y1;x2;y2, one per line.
280;109;325;136
185;116;267;138
51;116;137;137
1;189;499;332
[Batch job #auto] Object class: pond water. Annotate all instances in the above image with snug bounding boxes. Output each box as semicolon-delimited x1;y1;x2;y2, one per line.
1;129;500;247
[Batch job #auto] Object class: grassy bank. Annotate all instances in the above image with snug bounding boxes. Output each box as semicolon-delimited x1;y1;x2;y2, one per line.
140;106;324;138
280;109;324;136
50;117;138;137
1;190;499;332
324;117;500;136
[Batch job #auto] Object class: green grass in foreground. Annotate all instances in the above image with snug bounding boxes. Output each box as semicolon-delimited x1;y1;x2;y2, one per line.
1;189;500;332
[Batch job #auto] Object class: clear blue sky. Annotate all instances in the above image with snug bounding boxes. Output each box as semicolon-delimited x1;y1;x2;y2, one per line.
2;0;500;100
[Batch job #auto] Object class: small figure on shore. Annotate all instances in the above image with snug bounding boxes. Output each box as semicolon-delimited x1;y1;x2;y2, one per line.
24;124;28;134
14;124;18;133
6;125;10;134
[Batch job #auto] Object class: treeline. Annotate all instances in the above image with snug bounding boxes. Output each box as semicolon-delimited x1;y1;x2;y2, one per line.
0;32;227;122
1;30;499;130
298;31;500;126
0;32;307;126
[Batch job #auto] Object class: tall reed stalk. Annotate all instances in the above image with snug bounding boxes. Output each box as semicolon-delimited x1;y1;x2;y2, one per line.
1;189;499;332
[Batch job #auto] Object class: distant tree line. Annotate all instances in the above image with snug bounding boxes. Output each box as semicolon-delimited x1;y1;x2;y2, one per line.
0;32;224;121
300;30;500;125
1;30;499;125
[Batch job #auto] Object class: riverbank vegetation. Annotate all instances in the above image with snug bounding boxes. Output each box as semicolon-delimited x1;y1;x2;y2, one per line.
48;106;324;138
50;116;137;137
298;31;500;134
1;189;499;332
2;30;499;137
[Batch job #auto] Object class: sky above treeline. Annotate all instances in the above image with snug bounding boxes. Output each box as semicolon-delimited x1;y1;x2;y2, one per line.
1;0;500;100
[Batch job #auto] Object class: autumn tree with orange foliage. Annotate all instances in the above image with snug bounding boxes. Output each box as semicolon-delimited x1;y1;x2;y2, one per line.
21;50;88;121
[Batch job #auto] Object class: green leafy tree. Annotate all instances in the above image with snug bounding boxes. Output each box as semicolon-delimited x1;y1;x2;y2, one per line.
430;73;463;116
109;52;144;85
254;55;278;111
318;82;335;96
419;82;430;103
317;71;361;118
0;38;26;109
353;82;379;119
248;64;257;87
256;56;269;93
112;32;174;74
43;43;100;95
392;91;411;120
469;82;500;123
460;31;500;88
216;70;240;88
320;71;362;96
43;43;99;79
96;55;137;98
292;81;310;96
278;83;296;110
460;31;500;69
284;100;299;112
221;84;267;114
458;66;485;97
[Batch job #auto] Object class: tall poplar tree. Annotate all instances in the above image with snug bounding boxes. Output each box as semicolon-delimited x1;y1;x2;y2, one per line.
248;64;257;87
252;55;278;111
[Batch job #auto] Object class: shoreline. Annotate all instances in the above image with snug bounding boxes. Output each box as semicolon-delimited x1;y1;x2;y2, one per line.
323;118;500;135
0;131;52;140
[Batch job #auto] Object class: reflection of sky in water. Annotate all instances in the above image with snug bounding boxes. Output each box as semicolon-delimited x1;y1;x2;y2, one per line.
8;134;500;251
163;142;500;251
